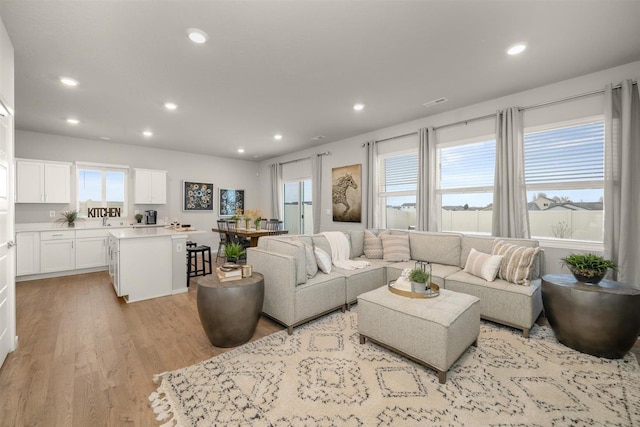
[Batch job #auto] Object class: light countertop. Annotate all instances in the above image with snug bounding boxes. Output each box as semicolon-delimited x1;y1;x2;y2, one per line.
15;222;167;232
109;227;204;239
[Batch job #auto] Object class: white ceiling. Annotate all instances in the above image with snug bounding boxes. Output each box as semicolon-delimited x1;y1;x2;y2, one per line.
2;1;640;161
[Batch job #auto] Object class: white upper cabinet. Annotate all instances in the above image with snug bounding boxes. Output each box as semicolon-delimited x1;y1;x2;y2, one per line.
15;159;71;203
133;168;166;204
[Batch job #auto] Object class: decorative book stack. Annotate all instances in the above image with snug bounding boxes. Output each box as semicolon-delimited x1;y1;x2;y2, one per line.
216;267;242;282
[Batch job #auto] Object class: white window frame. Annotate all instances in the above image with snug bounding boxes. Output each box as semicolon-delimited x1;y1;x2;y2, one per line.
75;162;129;217
523;115;605;247
377;148;418;229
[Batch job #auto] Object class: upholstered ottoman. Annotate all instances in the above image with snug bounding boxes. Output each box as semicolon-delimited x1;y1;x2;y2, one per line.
358;286;480;383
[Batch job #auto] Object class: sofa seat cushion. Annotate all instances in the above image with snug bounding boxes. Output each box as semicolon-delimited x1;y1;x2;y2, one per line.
446;271;540;297
333;264;386;303
385;261;461;287
359;257;395;268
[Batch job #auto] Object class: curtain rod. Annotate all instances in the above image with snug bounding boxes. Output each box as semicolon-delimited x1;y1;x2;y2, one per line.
278;151;330;166
361;80;638;144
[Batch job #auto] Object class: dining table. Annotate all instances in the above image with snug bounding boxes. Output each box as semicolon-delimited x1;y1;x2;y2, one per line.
211;226;289;247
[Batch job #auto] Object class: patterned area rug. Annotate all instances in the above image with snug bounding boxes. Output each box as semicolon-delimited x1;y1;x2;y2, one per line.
149;309;640;426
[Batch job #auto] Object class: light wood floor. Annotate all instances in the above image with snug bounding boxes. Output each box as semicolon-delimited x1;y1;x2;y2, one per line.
0;272;283;427
1;273;638;427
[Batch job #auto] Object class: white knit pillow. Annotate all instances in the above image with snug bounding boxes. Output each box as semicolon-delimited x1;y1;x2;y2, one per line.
463;248;504;282
381;234;411;262
314;247;332;273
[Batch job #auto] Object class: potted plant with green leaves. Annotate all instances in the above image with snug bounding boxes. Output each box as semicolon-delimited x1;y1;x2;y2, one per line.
254;216;262;231
135;213;143;223
561;253;617;284
408;267;430;293
55;210;83;228
224;242;246;264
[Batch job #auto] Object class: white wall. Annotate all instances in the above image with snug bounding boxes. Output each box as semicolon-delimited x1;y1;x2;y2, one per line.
15;130;260;249
258;59;640;274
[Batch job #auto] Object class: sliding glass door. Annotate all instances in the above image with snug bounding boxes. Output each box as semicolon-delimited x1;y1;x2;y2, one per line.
284;179;312;235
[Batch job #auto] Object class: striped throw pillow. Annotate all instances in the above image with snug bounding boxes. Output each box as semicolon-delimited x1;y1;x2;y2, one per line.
492;240;541;286
463;248;504;282
381;234;411;262
363;230;387;259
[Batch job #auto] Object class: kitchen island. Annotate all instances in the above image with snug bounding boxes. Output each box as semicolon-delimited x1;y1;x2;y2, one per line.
108;227;203;303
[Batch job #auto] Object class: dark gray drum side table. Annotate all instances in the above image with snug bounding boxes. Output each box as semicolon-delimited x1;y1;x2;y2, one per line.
541;274;640;359
197;272;264;348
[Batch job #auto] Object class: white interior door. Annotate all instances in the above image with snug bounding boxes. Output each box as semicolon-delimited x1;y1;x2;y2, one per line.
0;103;15;369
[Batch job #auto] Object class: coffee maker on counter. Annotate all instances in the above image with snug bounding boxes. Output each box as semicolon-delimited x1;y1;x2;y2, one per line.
144;210;157;225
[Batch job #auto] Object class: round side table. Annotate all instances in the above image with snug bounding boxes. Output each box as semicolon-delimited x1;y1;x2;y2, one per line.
197;272;264;348
541;274;640;359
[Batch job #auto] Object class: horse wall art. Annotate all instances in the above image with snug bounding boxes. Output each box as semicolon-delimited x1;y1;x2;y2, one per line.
332;164;362;222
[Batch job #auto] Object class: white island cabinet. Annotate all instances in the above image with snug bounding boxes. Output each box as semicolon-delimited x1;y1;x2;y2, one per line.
108;228;197;303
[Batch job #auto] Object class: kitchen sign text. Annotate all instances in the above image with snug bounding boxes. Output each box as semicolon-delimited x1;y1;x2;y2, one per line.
88;207;121;218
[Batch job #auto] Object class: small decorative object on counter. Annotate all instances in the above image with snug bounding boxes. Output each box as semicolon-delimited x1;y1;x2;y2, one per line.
135;213;143;223
55;209;83;228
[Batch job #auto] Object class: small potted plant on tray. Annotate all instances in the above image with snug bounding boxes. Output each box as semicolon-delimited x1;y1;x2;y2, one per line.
408;267;430;293
561;253;617;284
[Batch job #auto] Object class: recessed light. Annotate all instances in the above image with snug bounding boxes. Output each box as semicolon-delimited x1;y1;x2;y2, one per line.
60;77;78;87
274;134;283;140
164;102;177;111
237;148;245;153
100;136;111;141
66;118;79;125
311;135;326;141
143;130;153;137
507;43;527;55
353;103;365;111
187;28;208;44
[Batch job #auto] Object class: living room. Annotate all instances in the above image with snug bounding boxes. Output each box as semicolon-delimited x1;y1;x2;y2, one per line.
1;1;640;426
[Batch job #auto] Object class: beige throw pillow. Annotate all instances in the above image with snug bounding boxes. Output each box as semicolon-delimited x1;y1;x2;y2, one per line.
363;230;387;259
463;248;504;282
492;240;541;285
381;233;411;262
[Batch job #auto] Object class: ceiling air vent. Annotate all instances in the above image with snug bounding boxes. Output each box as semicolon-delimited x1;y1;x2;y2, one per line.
423;97;448;108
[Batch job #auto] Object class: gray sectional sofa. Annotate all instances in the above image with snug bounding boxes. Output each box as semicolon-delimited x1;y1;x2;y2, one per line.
247;230;544;337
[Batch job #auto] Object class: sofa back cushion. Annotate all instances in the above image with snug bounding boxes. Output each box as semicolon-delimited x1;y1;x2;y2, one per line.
261;238;307;285
293;236;318;278
409;232;462;266
348;230;365;258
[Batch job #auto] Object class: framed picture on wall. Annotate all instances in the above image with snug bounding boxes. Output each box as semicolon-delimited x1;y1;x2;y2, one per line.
219;189;244;217
332;164;362;222
183;181;214;211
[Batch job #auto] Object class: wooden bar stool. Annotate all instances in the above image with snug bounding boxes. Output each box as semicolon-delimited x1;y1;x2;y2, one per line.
186;245;212;286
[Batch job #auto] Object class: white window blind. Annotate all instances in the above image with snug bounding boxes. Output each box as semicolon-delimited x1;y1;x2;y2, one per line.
524;121;604;185
440;139;495;189
378;152;418;193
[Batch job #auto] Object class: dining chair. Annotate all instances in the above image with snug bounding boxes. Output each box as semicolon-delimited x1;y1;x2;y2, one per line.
215;220;229;262
225;220;250;259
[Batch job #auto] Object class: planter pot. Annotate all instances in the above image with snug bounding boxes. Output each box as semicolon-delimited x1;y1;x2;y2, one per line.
68;222;75;228
571;269;605;285
411;281;426;293
245;220;251;230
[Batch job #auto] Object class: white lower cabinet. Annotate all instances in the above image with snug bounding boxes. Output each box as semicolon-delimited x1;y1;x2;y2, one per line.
75;229;110;269
16;232;40;276
40;230;76;273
